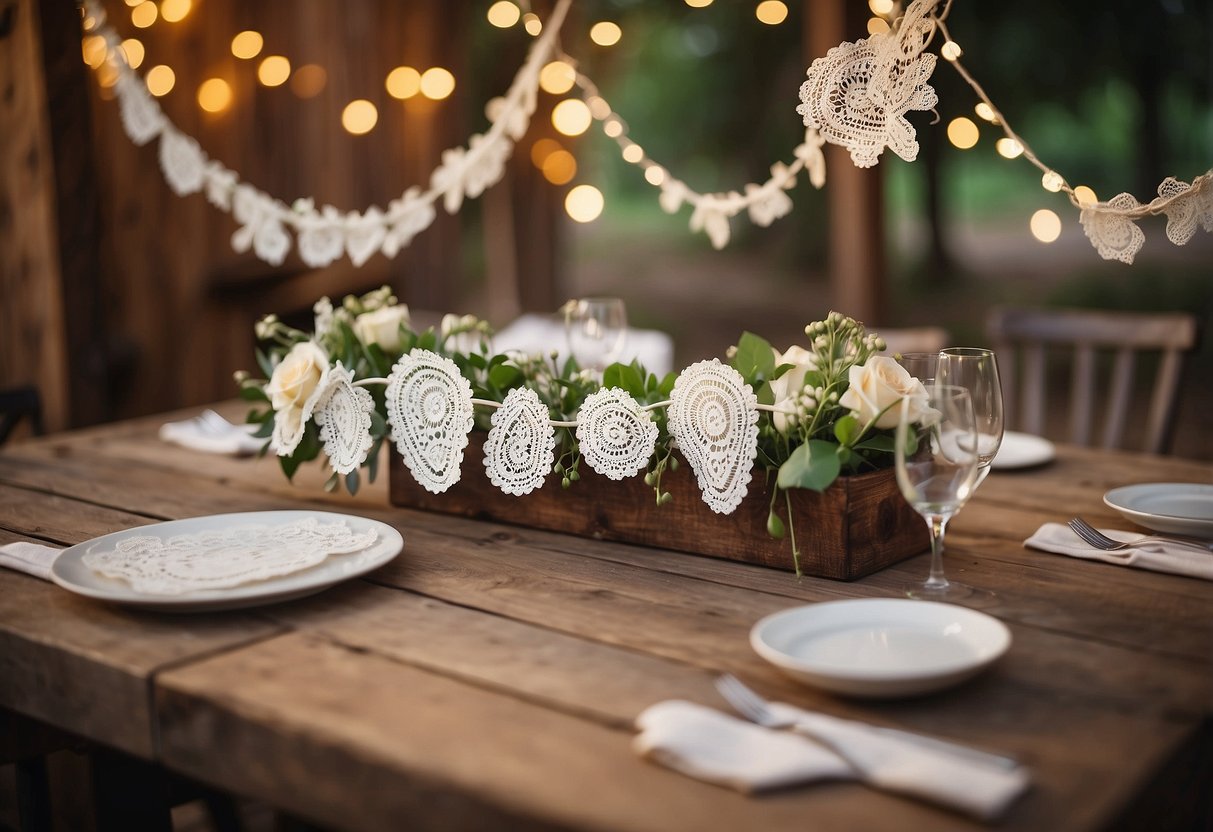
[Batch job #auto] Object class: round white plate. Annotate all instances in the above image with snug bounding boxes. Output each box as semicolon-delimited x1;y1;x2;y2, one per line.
1103;483;1213;538
750;599;1012;698
50;510;403;612
991;431;1055;470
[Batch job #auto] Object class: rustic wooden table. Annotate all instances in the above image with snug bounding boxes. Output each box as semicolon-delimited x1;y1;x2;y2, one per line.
0;404;1210;831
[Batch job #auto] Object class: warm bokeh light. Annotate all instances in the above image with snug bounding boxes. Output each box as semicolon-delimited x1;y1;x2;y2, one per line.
131;1;157;28
621;144;643;164
124;0;141;6
386;66;421;99
755;1;788;24
644;166;665;186
96;61;119;88
996;137;1023;159
120;38;145;69
685;0;713;6
1030;209;1061;243
974;102;996;122
603;118;623;138
197;78;232;113
586;96;611;120
542;150;577;185
552;99;592;136
420;67;455;100
869;0;894;14
341;100;379;135
258;56;291;87
291;64;327;98
946;117;979;149
160;0;191;23
539;61;576;95
231;30;263;60
590;21;622;46
565;185;604;223
82;35;107;68
486;1;520;28
145;64;175;96
523;13;542;35
867;17;890;35
941;40;963;61
1041;170;1064;192
1073;185;1098;206
531;138;562;168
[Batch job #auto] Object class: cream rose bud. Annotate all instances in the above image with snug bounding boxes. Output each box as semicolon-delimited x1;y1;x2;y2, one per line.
352;305;410;352
769;345;818;434
265;341;330;455
838;356;929;429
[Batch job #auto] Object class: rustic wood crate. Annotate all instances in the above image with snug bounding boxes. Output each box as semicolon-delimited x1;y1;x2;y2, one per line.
388;433;929;579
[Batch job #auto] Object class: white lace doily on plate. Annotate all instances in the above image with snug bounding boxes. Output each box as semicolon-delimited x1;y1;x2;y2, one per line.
51;511;404;611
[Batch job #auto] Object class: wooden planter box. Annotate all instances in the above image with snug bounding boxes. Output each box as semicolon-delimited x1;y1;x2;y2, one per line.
389;433;928;580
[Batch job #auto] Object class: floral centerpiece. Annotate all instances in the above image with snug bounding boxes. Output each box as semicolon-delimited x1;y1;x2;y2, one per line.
240;288;930;575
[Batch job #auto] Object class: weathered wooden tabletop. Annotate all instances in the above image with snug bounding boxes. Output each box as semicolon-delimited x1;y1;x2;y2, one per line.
0;403;1210;831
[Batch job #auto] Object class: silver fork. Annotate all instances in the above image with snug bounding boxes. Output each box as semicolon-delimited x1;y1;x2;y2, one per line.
715;674;1020;772
1067;517;1213;554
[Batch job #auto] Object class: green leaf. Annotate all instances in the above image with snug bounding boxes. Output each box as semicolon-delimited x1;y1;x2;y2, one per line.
345;469;361;496
777;440;842;492
732;331;776;383
657;372;677;397
252;418;274;439
855;434;896;453
833;414;860;446
255;347;275;379
488;363;522;390
602;363;626;391
770;362;795;380
239;385;269;402
756;380;775;406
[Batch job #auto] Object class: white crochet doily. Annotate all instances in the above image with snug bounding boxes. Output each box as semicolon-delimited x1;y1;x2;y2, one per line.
667;359;759;515
82;517;378;595
314;362;376;476
385;349;475;494
575;387;658;481
483;386;556;496
1080;192;1145;264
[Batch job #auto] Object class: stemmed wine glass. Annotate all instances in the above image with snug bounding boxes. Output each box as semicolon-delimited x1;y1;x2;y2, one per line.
894;352;939;385
937;348;1004;485
564;298;628;374
895;385;982;601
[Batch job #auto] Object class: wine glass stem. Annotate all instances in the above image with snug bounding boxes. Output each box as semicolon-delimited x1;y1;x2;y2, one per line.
924;514;950;590
974;464;992;487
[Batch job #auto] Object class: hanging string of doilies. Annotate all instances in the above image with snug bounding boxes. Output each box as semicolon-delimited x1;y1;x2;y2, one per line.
81;0;1211;266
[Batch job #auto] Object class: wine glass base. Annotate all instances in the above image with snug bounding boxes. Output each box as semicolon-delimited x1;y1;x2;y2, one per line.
907;582;997;607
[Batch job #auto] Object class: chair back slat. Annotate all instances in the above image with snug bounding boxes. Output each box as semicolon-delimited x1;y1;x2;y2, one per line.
1021;343;1046;436
1070;345;1096;445
1101;348;1135;449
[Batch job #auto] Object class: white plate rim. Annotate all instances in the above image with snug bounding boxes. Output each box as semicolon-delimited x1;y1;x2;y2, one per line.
991;431;1055;470
1103;483;1213;535
750;599;1011;689
50;510;403;612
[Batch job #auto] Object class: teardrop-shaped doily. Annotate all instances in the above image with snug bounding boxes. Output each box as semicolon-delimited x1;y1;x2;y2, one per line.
1080;192;1145;264
576;387;658;481
313;362;376;476
483;386;556;496
668;359;759;515
385;349;475;494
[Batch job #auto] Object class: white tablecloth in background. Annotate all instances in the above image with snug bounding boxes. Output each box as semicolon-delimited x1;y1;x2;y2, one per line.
493;313;675;377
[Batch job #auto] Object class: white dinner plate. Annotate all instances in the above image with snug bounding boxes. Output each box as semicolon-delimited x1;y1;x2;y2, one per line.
991;431;1055;470
1103;483;1213;538
750;599;1012;698
50;510;403;612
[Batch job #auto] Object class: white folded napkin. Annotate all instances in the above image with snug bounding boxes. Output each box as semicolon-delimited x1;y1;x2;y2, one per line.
0;541;61;581
1025;523;1213;581
634;700;1030;821
159;411;268;456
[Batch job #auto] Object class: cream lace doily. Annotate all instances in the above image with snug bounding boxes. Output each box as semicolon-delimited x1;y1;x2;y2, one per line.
385;349;475;494
575;387;658;481
82;517;378;595
483;386;556;496
1080;192;1145;264
667;359;759;515
314;362;376;476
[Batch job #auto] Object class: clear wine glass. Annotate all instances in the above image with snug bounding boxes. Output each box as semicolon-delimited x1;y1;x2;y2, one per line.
895;385;983;601
894;352;939;385
564;297;627;373
937;348;1004;485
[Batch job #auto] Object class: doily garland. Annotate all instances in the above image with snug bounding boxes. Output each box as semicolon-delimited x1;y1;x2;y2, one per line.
384;349;475;495
482;386;557;496
575;387;658;481
313;362;377;476
80;0;1211;266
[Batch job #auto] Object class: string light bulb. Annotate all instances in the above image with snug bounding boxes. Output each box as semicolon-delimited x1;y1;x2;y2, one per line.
946;117;979;149
622;144;643;164
755;1;788;25
159;0;191;23
386;66;422;99
644;166;665;186
941;41;963;61
530;138;562;169
291;65;327;99
539;61;576;95
419;67;455;100
120;38;145;69
996;138;1023;159
1030;209;1061;243
341;100;379;135
231;31;263;60
590;21;622;46
197;78;232;113
974;102;997;122
82;35;108;68
257;56;291;87
486;1;520;28
685;0;713;6
542;151;577;185
1041;170;1064;192
565;185;604;223
867;17;890;35
552;99;591;136
130;1;157;28
523;13;542;35
145;64;175;96
869;0;894;14
1073;185;1098;206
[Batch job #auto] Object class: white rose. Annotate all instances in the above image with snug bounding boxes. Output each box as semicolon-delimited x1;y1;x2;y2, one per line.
265;341;330;455
352;305;410;352
838;356;928;430
769;345;817;435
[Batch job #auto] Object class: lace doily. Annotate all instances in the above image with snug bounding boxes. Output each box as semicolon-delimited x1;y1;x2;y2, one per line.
667;359;759;515
575;387;658;481
483;386;556;496
82;517;378;595
796;0;939;168
159;127;206;196
314;362;376;476
1080;192;1145;264
1157;175;1213;246
385;349;475;494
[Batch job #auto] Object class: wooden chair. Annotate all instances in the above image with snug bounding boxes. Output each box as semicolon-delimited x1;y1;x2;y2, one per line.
985;306;1199;454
